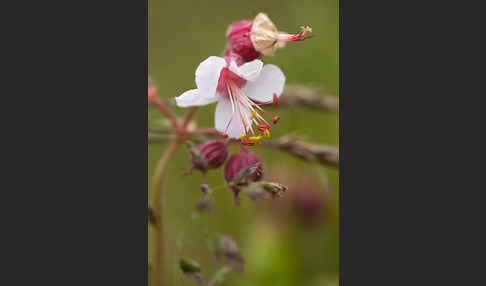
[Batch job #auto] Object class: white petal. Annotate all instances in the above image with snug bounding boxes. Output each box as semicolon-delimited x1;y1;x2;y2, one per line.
214;99;251;139
242;64;285;102
195;56;227;97
175;89;218;107
229;59;263;81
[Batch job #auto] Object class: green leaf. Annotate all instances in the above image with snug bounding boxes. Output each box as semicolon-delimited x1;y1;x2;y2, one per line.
179;258;201;274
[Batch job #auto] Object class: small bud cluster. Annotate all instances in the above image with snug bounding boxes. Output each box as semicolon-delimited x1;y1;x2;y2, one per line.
186;140;267;205
185;141;292;206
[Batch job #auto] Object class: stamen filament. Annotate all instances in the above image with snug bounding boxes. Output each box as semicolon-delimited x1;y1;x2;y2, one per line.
239;101;255;136
227;86;236;113
224;76;281;144
224;86;237;135
253;103;276;120
235;94;248;137
242;96;270;126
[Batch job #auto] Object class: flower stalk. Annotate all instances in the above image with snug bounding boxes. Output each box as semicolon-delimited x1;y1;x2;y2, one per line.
151;140;181;286
150;107;199;286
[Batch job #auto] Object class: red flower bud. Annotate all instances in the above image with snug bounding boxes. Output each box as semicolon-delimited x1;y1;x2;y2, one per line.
188;140;228;173
224;148;264;204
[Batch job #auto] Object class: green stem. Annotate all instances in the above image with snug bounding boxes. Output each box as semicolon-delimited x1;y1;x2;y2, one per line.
150;107;198;286
151;140;182;286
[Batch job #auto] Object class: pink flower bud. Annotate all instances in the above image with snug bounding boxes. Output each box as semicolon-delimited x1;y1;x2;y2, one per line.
225;20;261;62
225;13;312;62
188;140;228;173
224;148;264;204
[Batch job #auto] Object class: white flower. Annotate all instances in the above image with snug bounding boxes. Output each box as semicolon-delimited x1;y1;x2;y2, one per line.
175;56;285;141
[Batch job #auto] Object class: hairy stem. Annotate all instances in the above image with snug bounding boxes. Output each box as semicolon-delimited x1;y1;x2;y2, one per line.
151;96;179;127
151;140;181;286
150;107;198;286
182;106;197;128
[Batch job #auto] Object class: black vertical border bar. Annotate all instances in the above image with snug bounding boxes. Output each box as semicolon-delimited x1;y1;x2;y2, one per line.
5;0;149;283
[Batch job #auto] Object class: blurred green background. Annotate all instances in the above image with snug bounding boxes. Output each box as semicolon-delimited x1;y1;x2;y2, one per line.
149;0;338;285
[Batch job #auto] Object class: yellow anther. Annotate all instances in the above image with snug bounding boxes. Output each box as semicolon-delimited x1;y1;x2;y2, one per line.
264;129;271;138
249;136;262;144
251;111;257;119
240;133;247;140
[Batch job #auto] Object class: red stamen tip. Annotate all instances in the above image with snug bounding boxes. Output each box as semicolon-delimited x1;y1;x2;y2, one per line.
273;93;278;106
273;116;280;124
220;132;228;138
257;123;271;132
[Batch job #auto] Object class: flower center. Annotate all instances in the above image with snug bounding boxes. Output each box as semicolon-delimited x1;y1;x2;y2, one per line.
217;57;281;145
219;80;280;146
216;67;246;99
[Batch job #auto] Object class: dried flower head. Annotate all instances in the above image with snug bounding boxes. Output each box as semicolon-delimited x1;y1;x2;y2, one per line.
251;13;312;57
225;13;312;61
